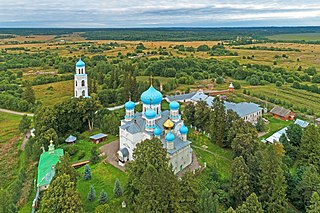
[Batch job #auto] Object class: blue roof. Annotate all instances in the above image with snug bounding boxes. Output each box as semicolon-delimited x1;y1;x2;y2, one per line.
145;109;157;119
125;101;135;110
76;59;85;67
65;135;77;143
90;133;107;140
140;86;163;105
294;119;309;128
154;126;162;136
225;102;262;117
166;132;175;142
169;101;180;110
180;125;188;134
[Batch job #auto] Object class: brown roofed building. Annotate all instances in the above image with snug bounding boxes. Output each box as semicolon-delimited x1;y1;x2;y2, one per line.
270;106;296;121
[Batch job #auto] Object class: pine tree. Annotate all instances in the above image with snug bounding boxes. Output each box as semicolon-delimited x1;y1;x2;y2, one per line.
299;125;320;170
179;172;199;213
54;153;78;184
87;185;96;201
41;174;84;213
22;81;35;104
83;164;92;180
19;114;31;133
231;156;251;206
236;193;263;213
90;146;100;164
198;189;215;213
113;179;122;198
307;192;320;213
210;97;226;147
259;144;288;212
99;190;109;204
297;165;320;205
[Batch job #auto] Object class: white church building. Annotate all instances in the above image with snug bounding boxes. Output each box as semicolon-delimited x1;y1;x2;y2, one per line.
74;59;89;98
117;85;193;174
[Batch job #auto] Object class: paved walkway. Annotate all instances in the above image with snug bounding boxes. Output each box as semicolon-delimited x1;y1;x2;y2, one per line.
21;130;31;150
99;140;125;172
107;102;140;111
0;108;34;117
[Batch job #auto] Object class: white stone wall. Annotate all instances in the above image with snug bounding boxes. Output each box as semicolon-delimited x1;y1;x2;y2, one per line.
169;145;193;174
242;109;263;124
74;74;88;98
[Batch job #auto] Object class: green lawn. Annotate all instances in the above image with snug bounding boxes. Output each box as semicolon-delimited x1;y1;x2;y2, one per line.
76;163;128;213
60;130;118;163
260;115;294;140
189;129;233;180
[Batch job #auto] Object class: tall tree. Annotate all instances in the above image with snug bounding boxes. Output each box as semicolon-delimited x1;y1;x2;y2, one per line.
179;172;199;213
210;97;226;147
307;192;320;213
286;124;303;146
78;94;102;131
19;114;31;133
236;193;263;213
231;156;251;206
90;146;100;164
125;138;180;212
183;103;196;126
259;144;288;212
54;153;78;184
299;125;320;170
197;189;216;213
41;174;84;213
22;81;35;104
298;165;320;207
195;101;211;132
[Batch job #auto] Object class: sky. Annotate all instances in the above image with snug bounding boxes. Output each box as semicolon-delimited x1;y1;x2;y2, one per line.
1;0;320;28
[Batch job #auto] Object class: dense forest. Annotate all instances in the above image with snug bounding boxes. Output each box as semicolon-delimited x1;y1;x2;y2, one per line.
1;27;320;41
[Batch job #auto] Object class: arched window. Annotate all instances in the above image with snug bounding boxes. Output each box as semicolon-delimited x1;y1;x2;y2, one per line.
81;80;85;86
76;91;77;96
82;90;85;97
82;68;84;73
76;81;77;86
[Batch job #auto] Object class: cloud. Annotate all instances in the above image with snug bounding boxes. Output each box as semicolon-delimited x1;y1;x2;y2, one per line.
0;0;320;27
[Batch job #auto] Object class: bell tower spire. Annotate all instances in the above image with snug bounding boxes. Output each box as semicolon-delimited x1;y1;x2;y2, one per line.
74;58;88;98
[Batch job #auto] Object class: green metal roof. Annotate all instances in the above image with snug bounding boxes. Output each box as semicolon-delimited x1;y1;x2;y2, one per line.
37;148;64;187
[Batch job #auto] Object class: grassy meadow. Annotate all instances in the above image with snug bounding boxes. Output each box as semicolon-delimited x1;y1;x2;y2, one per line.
0;112;22;188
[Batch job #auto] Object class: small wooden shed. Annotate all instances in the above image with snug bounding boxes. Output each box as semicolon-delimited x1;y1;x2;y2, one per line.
89;133;107;144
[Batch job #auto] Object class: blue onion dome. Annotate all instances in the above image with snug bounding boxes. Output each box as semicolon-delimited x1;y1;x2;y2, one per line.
125;101;135;110
76;58;85;67
165;132;175;142
154;126;162;136
180;125;189;134
169;101;180;110
140;86;163;105
145;109;157;119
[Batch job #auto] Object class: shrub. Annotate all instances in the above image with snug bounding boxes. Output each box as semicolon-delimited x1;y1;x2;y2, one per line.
78;151;86;160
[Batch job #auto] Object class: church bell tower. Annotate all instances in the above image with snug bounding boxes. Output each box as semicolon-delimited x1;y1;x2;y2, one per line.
74;58;88;98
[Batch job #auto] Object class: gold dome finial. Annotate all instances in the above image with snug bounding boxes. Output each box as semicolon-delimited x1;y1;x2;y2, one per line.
163;119;174;129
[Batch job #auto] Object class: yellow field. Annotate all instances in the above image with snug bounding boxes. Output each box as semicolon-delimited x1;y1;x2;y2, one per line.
33;80;73;106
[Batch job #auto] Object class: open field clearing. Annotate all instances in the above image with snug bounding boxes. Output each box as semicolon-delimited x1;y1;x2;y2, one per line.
33;80;73;106
0;112;22;188
267;33;320;41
